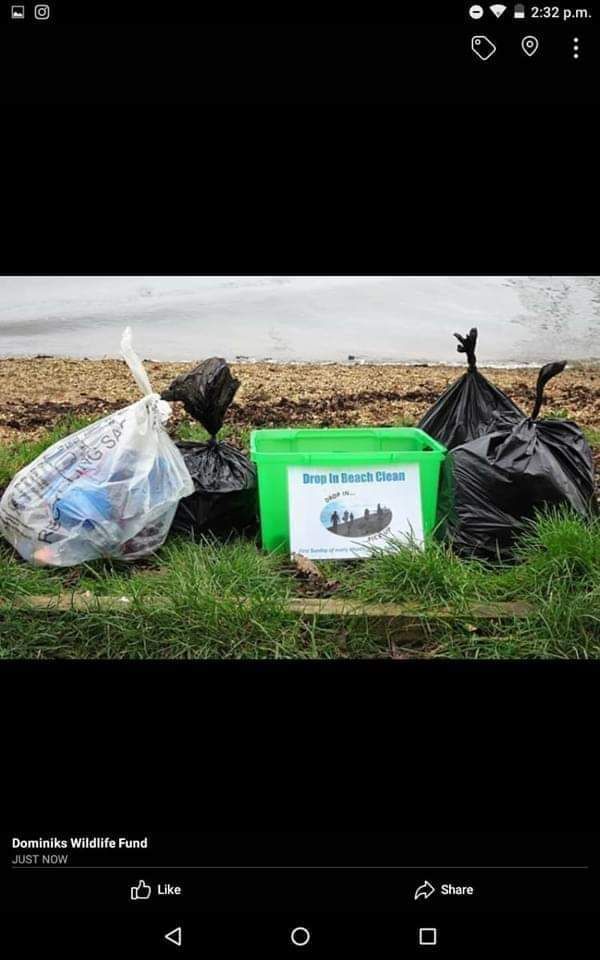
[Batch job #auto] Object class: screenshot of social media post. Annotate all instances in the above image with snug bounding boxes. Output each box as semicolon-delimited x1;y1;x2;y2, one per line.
0;275;599;661
1;831;597;955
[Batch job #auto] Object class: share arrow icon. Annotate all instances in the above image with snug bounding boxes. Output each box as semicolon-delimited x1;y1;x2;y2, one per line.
414;880;436;901
164;927;183;947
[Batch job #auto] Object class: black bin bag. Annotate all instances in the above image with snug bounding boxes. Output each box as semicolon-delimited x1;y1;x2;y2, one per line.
161;358;258;538
418;328;524;449
445;361;597;559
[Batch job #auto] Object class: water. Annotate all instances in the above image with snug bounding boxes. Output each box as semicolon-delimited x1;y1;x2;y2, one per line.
1;275;600;364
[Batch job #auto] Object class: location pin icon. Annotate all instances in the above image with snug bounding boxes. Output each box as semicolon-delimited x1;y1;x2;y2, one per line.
522;35;539;56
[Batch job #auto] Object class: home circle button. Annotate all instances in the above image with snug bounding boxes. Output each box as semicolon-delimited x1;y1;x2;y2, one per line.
290;926;311;947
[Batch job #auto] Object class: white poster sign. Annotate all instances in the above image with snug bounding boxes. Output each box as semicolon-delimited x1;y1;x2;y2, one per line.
287;463;424;560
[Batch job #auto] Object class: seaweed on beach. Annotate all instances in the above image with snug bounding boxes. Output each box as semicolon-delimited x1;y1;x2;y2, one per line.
2;357;600;446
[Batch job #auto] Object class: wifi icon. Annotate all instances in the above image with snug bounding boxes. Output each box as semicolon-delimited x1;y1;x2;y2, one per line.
489;3;507;15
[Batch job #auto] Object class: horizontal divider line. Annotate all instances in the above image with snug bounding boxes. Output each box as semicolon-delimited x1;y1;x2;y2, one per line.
11;864;589;870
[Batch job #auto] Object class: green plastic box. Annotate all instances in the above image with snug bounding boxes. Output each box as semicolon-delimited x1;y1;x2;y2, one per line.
250;427;447;553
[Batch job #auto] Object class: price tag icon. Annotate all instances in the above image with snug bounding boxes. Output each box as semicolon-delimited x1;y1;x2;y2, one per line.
471;36;497;60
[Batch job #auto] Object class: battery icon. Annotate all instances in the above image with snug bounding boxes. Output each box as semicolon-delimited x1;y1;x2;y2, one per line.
514;3;526;17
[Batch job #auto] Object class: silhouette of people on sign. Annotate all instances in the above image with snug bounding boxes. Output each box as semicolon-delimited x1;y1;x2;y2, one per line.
325;503;391;539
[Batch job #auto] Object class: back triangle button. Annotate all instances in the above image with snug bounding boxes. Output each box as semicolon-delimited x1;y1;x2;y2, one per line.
164;927;182;947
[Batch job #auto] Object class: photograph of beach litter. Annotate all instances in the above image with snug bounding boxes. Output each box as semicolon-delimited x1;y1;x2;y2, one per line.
1;275;599;660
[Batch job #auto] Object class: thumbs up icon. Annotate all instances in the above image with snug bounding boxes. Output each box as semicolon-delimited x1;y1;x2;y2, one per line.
130;879;152;900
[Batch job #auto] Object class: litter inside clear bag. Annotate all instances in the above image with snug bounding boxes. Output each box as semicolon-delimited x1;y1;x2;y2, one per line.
0;328;194;566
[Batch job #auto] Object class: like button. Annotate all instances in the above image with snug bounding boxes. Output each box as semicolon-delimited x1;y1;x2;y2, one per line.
131;879;152;900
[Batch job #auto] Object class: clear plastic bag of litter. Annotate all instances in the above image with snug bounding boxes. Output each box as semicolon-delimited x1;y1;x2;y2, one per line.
0;328;194;566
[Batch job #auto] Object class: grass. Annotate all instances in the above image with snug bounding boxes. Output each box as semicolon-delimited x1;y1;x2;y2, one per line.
333;507;600;658
1;418;600;659
176;421;251;449
583;425;600;448
0;536;384;659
